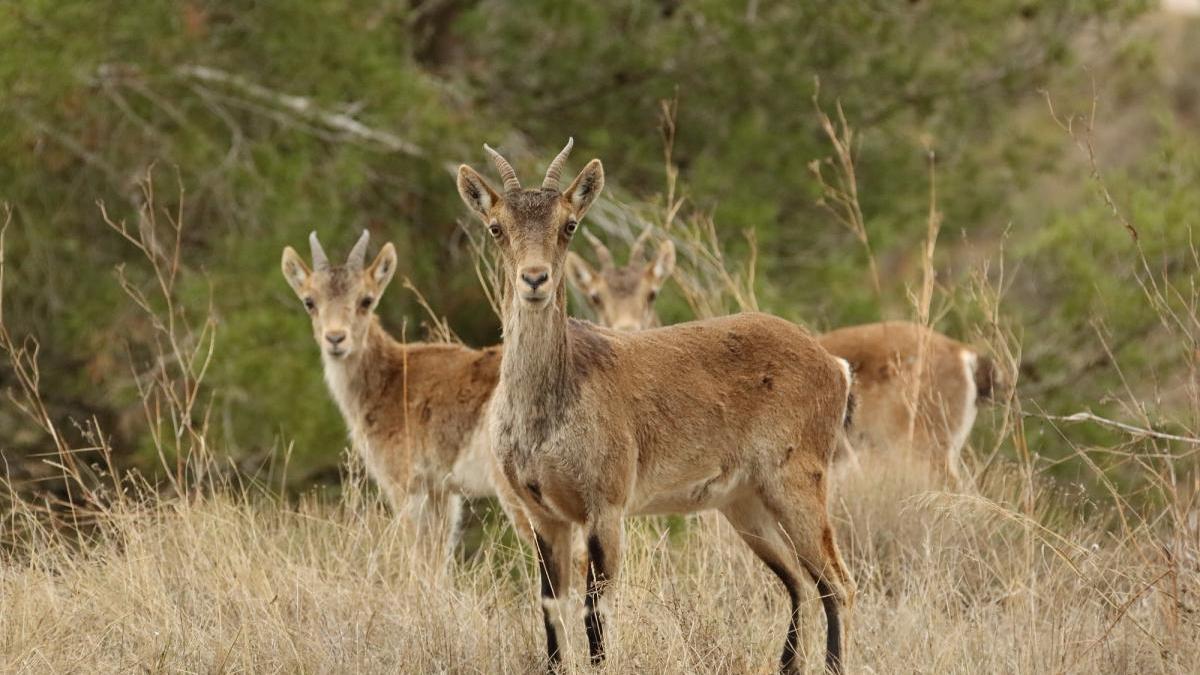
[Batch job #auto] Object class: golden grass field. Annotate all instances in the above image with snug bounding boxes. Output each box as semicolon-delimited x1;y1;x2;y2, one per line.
2;438;1195;674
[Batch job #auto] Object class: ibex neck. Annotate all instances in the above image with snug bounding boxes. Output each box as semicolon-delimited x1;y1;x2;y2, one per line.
321;318;396;422
499;282;574;414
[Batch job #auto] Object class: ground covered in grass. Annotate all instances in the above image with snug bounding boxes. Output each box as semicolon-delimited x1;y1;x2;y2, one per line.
3;450;1193;674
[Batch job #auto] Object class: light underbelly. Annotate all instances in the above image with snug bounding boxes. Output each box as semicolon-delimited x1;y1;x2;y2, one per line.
631;466;745;516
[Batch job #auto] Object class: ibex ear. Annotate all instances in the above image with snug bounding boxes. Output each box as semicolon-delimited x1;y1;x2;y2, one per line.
281;247;311;298
648;239;675;286
563;159;604;218
457;165;500;220
565;251;597;291
368;242;398;293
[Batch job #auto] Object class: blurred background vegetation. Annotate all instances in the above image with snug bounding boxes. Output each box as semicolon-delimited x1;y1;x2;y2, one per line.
2;0;1196;500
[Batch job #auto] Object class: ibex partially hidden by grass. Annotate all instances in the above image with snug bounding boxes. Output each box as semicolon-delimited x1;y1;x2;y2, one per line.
818;321;995;486
565;225;675;332
567;238;994;487
281;232;523;558
457;139;855;673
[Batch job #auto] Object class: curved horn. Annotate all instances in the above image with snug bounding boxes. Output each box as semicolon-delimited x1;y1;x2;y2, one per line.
542;137;574;190
309;231;330;270
581;229;615;271
629;224;655;264
483;144;522;193
347;229;370;269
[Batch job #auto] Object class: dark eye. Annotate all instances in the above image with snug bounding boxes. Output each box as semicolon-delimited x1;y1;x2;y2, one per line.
589;292;602;307
360;296;373;310
488;223;503;238
647;290;658;302
303;297;316;312
563;219;578;237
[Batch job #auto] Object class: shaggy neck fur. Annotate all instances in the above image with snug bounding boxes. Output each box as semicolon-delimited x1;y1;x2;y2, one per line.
498;277;575;427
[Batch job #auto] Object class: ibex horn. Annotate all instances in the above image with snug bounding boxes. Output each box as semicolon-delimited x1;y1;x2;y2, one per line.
484;144;522;193
347;229;370;270
629;224;655;264
309;231;330;270
542;137;574;190
582;229;615;271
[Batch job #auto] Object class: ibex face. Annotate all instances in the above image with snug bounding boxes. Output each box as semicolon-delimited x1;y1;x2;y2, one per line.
566;227;675;332
280;230;397;359
457;138;604;311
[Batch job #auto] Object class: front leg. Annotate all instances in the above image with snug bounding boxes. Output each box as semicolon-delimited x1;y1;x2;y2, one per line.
534;519;576;671
584;514;624;664
405;488;459;566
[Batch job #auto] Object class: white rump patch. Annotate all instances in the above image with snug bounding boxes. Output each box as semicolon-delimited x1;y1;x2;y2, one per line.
947;350;980;477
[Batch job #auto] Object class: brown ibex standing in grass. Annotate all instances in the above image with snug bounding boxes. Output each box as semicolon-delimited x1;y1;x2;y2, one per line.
457;139;855;673
567;234;994;487
280;231;530;559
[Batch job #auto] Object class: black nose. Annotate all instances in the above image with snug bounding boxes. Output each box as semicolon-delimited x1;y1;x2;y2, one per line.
521;269;549;290
325;331;347;346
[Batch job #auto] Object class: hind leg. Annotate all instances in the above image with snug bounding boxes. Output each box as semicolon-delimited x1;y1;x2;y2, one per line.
767;479;855;674
722;496;810;673
723;486;854;674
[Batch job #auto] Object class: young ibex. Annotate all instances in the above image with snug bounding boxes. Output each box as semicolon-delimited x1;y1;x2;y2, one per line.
565;244;993;486
280;231;528;557
457;139;855;673
565;225;675;332
817;321;996;486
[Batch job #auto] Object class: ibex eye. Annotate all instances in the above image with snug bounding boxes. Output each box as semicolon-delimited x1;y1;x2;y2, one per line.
303;297;316;311
647;290;658;302
488;223;502;238
360;296;373;310
589;292;602;307
564;219;578;236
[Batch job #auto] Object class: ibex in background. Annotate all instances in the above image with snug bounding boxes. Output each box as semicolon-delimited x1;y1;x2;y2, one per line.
280;231;530;560
817;321;996;486
565;225;674;332
566;233;994;487
457;139;855;673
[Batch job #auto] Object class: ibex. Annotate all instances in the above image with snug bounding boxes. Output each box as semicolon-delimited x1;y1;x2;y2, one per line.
817;321;996;486
280;231;530;558
565;240;994;486
457;139;855;673
565;225;675;332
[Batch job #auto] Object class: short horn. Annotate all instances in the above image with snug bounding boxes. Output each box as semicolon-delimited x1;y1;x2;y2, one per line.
309;231;330;270
542;137;574;190
582;228;615;271
629;224;654;264
484;144;522;193
347;229;370;269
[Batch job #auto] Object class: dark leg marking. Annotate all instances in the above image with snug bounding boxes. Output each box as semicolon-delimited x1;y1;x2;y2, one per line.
762;559;802;673
814;577;843;674
535;534;561;668
584;534;608;664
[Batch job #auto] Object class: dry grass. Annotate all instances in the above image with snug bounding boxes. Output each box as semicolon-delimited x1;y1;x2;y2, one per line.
1;440;1195;673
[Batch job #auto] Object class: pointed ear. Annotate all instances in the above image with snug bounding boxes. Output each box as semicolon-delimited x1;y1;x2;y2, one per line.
648;239;675;286
457;165;501;220
281;247;311;298
368;242;398;294
565;251;597;291
563;159;604;218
